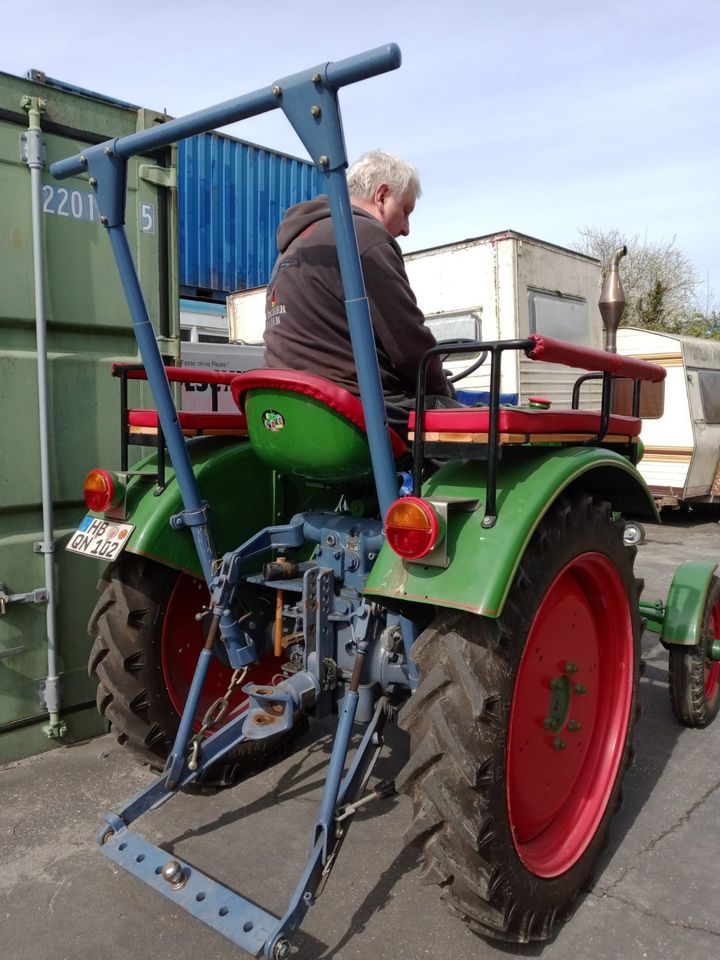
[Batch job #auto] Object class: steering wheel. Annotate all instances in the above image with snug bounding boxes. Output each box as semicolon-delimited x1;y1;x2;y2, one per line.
437;338;489;384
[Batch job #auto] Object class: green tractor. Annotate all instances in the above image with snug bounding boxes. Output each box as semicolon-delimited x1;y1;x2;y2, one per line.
55;44;718;958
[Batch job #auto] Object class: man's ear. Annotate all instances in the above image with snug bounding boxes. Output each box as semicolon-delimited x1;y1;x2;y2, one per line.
373;183;390;207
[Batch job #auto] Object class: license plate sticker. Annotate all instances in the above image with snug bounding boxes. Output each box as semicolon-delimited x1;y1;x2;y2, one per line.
66;516;134;561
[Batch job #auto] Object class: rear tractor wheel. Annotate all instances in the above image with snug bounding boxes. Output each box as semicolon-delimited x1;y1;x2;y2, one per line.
397;495;641;942
88;554;299;786
669;574;720;728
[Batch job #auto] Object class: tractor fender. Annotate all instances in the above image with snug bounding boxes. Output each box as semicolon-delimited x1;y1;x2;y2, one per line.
111;439;337;578
364;445;658;617
661;561;718;646
119;439;276;577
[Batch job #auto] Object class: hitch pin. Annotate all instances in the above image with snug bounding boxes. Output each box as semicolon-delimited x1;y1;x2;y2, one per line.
188;738;201;771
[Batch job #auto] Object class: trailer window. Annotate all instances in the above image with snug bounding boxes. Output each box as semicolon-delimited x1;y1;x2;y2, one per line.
699;370;720;422
424;309;481;343
529;291;589;344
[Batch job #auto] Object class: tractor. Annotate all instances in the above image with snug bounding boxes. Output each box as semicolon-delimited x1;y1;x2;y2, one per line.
54;43;720;959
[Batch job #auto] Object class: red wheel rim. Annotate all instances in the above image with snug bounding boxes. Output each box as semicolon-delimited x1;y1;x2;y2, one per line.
506;553;634;878
705;600;720;701
161;573;287;731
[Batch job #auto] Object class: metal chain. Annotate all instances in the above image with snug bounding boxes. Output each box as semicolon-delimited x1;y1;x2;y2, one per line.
187;666;248;771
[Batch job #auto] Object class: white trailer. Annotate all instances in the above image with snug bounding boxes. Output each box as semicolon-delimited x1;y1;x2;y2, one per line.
616;327;720;506
223;230;604;406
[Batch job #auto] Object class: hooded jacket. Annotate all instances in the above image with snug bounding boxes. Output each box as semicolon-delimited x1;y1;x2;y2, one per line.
263;196;451;402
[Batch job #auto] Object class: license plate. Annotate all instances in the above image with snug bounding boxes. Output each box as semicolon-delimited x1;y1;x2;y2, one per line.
66;515;134;561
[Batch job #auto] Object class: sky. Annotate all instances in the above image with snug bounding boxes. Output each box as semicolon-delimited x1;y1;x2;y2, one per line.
4;0;718;309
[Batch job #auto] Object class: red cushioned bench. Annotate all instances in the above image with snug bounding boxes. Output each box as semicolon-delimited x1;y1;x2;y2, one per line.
111;363;249;487
112;363;248;438
409;407;642;445
410;336;664;447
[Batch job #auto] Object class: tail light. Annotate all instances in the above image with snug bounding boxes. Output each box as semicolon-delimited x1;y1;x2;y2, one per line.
83;469;124;513
385;497;443;560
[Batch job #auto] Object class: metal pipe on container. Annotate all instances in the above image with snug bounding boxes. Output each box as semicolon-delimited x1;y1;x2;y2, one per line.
21;97;65;739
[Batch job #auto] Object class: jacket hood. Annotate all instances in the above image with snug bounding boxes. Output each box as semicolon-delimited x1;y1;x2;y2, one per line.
276;196;332;253
276;195;381;253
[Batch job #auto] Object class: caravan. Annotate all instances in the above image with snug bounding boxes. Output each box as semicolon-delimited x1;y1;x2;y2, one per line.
617;328;720;508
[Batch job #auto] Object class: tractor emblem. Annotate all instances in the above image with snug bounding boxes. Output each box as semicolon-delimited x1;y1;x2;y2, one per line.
262;409;285;432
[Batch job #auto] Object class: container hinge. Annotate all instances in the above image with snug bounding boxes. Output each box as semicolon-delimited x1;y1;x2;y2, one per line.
19;127;47;167
39;676;61;713
139;163;177;189
0;582;49;615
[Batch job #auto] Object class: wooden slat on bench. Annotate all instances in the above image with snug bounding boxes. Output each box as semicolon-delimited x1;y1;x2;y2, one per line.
410;431;640;445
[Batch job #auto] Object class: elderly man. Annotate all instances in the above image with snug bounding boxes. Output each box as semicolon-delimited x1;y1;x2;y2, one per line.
263;150;454;437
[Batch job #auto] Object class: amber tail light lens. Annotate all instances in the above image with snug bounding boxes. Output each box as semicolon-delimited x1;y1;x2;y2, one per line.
385;497;443;560
83;469;124;513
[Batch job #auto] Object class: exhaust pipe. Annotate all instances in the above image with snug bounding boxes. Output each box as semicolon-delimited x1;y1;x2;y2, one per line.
598;245;627;353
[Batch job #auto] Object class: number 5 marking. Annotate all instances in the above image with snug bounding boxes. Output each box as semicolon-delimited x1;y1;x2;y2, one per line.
139;202;155;234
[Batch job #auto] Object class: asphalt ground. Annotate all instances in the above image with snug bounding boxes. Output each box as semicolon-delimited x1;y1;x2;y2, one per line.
2;510;719;960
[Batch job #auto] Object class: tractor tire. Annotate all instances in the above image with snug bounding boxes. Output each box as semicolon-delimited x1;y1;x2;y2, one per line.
88;553;299;787
668;574;720;728
397;494;641;943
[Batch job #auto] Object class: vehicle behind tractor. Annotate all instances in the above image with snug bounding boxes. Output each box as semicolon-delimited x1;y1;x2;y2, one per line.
54;44;720;959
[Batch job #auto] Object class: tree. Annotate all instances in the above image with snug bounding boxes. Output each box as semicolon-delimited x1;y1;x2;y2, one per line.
573;227;709;335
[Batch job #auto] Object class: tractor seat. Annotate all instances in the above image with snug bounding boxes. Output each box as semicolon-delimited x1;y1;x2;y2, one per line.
408;406;642;444
231;369;407;481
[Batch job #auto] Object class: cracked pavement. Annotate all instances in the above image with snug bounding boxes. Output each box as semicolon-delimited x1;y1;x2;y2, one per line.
1;512;719;960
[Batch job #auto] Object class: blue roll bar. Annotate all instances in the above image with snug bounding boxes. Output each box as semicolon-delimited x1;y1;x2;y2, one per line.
51;43;403;592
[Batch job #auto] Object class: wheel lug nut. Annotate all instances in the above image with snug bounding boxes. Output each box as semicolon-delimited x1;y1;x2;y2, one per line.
543;717;560;731
550;678;562;690
567;720;581;732
574;682;587;694
565;661;578;674
552;737;566;751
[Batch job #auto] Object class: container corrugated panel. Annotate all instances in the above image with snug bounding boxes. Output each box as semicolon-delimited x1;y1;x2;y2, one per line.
179;133;321;296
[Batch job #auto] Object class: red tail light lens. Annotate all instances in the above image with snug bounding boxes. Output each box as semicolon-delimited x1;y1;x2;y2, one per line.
385;497;442;560
83;469;123;513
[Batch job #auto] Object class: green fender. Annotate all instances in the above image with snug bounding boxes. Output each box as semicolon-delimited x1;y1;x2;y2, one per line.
661;561;718;646
364;445;659;617
115;438;338;578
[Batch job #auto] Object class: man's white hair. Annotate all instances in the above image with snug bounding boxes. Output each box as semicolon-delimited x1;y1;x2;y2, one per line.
347;150;422;201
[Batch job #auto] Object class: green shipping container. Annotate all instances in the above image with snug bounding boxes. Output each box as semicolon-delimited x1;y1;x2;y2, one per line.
0;70;178;762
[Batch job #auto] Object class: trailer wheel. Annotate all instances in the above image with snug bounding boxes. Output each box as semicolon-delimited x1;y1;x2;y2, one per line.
668;575;720;728
623;521;646;546
88;553;296;786
397;495;641;942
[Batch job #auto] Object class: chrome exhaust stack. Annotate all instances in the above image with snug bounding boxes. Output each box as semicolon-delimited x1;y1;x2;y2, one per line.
598;245;627;353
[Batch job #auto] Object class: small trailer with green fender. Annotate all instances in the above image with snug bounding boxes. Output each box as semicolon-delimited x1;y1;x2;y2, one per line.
52;44;719;957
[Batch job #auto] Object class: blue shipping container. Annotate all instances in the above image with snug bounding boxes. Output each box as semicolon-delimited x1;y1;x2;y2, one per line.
178;133;321;297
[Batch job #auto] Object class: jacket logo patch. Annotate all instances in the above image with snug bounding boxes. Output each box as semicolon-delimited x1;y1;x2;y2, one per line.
262;410;285;432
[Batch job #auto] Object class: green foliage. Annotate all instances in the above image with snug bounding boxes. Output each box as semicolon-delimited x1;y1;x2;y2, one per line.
572;227;718;338
636;279;669;330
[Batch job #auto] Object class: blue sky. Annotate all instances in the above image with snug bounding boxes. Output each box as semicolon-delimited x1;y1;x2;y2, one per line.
6;1;718;308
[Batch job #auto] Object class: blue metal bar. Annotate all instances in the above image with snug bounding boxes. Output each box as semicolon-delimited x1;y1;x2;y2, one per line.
164;648;214;787
107;226;216;582
313;689;358;854
100;829;279;957
50;44;400;180
324;171;399;518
